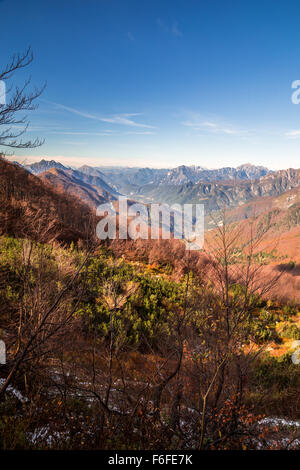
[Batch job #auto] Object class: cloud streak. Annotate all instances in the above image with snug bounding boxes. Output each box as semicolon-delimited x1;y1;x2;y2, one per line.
183;117;247;136
156;18;183;37
171;21;182;37
126;31;134;41
285;129;300;138
125;131;155;135
44;100;155;129
50;130;155;136
49;131;114;136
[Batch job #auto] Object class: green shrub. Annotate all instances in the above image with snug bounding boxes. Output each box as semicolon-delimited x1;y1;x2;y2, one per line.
280;324;300;340
252;354;300;391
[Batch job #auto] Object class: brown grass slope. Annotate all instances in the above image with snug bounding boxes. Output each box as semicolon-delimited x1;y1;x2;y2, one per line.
0;158;95;243
205;188;300;301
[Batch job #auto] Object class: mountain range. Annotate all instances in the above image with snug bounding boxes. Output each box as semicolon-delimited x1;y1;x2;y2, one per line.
2;157;300;269
128;168;300;211
159;163;271;185
94;163;271;192
12;159;300;231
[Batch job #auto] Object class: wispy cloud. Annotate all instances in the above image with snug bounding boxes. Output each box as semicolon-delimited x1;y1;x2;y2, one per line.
285;129;300;138
62;141;86;146
43;100;155;129
125;131;155;135
156;18;183;37
183;116;247;136
99;113;155;128
171;21;182;37
49;131;114;136
126;31;134;41
156;18;169;33
50;130;155;136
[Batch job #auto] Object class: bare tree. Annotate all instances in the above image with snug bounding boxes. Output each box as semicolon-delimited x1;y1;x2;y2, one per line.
0;239;95;399
190;209;284;449
0;47;45;150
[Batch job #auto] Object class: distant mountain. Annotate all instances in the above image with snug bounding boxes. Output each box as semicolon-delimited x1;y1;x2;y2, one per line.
39;168;118;209
22;160;272;190
160;166;207;185
130;168;300;213
25;159;69;174
160;164;271;185
77;165;107;180
236;163;271;179
97;166;169;191
95;163;271;194
66;167;119;196
21;160;293;217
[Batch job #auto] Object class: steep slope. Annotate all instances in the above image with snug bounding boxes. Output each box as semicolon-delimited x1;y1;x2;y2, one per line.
204;191;300;301
68;167;119;196
25;159;69;174
0;158;95;243
38;168;117;209
22;160;118;197
77;165;108;181
231;201;300;300
236;163;271;179
220;185;300;226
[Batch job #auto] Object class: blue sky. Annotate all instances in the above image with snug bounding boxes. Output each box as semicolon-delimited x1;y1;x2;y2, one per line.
1;0;300;169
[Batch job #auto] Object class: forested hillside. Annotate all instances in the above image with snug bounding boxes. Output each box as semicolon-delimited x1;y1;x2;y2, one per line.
0;158;96;243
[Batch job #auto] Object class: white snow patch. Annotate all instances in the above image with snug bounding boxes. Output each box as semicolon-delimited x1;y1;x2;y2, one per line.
0;378;28;402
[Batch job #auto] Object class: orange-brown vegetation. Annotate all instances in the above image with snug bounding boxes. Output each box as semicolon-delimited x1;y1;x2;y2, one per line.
0;158;96;244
